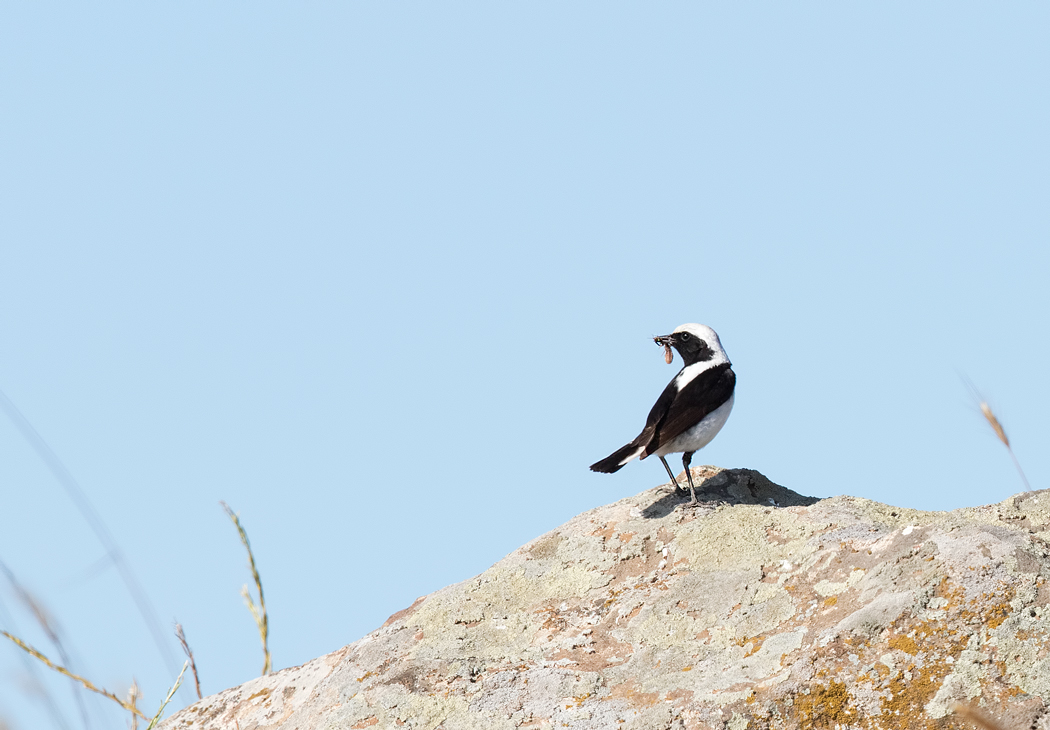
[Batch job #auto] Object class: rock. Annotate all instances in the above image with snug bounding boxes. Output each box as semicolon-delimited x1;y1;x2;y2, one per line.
161;467;1050;730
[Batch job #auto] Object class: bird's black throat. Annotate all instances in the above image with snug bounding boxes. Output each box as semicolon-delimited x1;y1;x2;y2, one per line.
657;332;717;367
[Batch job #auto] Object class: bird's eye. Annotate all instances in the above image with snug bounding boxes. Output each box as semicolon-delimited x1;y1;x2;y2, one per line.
680;333;690;340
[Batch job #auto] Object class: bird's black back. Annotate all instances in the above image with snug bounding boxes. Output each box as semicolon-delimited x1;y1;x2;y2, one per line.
641;363;735;458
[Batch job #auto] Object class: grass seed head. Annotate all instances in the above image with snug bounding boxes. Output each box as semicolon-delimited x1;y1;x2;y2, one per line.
174;622;203;700
952;702;1007;730
126;680;141;730
979;402;1010;447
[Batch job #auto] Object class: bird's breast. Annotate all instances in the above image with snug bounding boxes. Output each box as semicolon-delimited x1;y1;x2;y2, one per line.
653;393;735;457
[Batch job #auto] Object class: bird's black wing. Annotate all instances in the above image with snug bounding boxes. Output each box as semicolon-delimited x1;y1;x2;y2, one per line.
641;364;735;458
589;363;735;473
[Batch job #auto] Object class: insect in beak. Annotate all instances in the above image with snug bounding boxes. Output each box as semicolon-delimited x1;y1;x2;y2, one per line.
653;335;674;364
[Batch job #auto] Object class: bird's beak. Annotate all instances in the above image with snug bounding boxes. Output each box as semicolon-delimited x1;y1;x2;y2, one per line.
654;334;675;364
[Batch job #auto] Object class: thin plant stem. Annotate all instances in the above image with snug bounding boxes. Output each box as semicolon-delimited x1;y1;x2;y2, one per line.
0;630;147;720
145;661;188;730
126;681;141;730
220;501;272;675
0;562;74;730
0;389;181;679
174;623;202;700
962;377;1033;492
978;400;1032;491
1;568;93;730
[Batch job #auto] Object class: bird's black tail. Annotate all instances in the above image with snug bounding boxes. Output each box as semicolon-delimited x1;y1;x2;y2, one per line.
589;442;643;473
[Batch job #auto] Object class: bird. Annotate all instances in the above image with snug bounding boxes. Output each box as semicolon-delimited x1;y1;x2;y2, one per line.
589;323;736;506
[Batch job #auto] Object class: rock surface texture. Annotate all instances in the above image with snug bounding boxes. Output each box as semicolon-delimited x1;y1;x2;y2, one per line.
162;468;1050;729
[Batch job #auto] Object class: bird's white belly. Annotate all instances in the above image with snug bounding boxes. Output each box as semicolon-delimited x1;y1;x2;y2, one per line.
653;393;734;457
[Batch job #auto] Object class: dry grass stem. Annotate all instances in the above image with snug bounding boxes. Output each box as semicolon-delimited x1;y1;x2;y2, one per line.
174;622;202;699
979;401;1032;491
0;630;147;720
980;403;1009;447
16;588;92;727
963;377;1032;492
221;501;272;675
19;590;56;639
952;701;1007;730
0;388;182;677
127;680;141;730
0;560;90;726
145;660;189;730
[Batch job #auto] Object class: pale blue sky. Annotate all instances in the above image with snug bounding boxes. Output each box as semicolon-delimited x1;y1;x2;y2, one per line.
2;3;1048;728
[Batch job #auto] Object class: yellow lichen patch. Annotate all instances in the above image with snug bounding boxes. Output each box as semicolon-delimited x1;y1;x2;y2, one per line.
984;600;1011;629
888;634;919;656
731;634;767;657
934;577;965;610
792;681;855;729
823;595;838;607
744;639;764;658
535;605;567;633
599;587;626;610
999;682;1026;700
878;660;954;729
953;586;1014;630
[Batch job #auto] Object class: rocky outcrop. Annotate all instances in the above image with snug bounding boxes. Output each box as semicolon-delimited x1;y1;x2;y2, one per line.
162;468;1050;729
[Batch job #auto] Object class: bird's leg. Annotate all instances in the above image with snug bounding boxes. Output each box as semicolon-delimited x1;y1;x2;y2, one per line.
659;456;685;495
682;451;699;506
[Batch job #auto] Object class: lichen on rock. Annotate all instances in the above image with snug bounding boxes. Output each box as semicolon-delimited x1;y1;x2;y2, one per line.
161;468;1050;730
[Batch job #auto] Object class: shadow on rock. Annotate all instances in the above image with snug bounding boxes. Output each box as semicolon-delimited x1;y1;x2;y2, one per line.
641;467;820;519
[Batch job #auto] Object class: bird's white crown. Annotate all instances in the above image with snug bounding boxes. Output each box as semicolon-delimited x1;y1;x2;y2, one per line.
672;323;729;362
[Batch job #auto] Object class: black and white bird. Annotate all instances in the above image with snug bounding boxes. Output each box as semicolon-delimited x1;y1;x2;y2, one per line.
589;323;736;506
